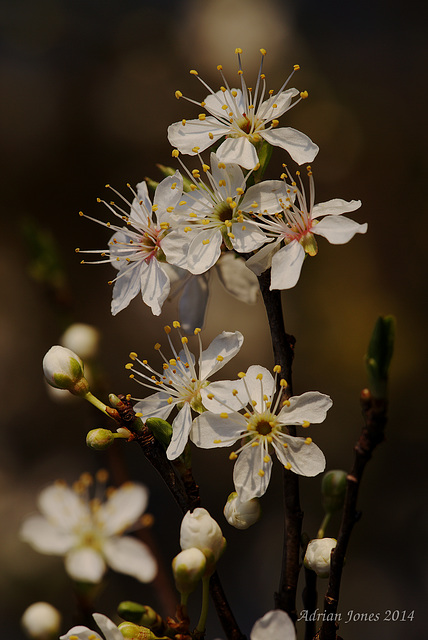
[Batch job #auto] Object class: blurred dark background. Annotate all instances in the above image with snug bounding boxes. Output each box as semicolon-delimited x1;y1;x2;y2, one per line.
1;1;427;638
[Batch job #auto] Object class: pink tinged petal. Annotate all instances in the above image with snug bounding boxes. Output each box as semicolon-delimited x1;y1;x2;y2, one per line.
231;222;267;253
233;444;272;502
154;172;184;219
240;180;287;215
190;412;246;448
258;88;299;121
199;330;244;380
242;365;275;407
134;392;175;421
277;391;333;425
93;614;124;640
140;259;170;316
179;274;209;334
103;536;157;583
311;198;362;219
60;625;103;640
270;241;305;290
246;239;280;276
216;136;259;170
166;402;193;460
167;117;227;155
20;515;74;554
216;253;259;304
314;216;368;244
37;484;89;529
204;88;245;119
209;151;245;191
65;547;106;583
109;231;136;269
273;435;326;477
161;230;192;269
261;127;319;165
201;381;246;413
250;609;296;640
96;483;148;536
187;229;223;274
111;263;142;315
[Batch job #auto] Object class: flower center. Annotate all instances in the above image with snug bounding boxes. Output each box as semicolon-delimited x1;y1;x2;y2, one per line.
231;114;264;142
299;231;318;256
213;201;234;223
139;229;161;262
248;411;278;438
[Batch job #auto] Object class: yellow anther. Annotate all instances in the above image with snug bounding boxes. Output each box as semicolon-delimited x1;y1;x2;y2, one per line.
164;325;171;334
248;104;254;110
162;363;169;370
300;90;308;99
238;372;246;378
260;48;267;56
129;351;138;360
184;226;192;232
235;47;243;54
125;363;133;369
261;73;265;79
209;132;214;139
175;90;183;99
273;365;281;373
152;204;158;212
202;239;210;245
167;397;174;404
172;149;179;157
194;327;201;334
220;412;228;419
154;343;161;350
179;200;187;206
202;164;210;172
192;146;200;153
263;455;270;463
229;451;238;460
129;374;135;379
305;437;312;445
160;222;170;230
283;399;291;407
190;69;198;75
284;463;292;470
198;113;206;121
251;202;258;208
258;469;265;477
207;393;214;400
271;119;279;128
213;439;222;444
166;206;174;213
169;359;177;366
302;420;310;428
244;412;251;418
283;442;288;448
182;119;187;126
192;169;200;177
216;355;224;361
230;201;237;209
267;436;273;443
75;247;80;252
181;337;188;344
173;320;181;328
224;219;232;227
252;400;257;406
251;441;260;447
232;389;238;396
256;373;263;380
293;64;300;71
217;64;223;71
280;379;288;388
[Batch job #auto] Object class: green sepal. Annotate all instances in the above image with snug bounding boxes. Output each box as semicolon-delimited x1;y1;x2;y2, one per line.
145;417;173;451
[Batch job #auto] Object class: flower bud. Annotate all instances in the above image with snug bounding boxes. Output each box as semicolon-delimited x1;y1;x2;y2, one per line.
322;470;347;514
172;548;207;595
304;538;337;578
43;346;89;396
223;492;261;530
117;602;165;634
180;508;226;575
145;417;173;451
86;428;115;450
118;621;167;639
21;602;61;639
60;323;100;360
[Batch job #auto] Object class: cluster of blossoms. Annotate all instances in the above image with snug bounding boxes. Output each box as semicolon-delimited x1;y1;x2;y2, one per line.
77;48;366;328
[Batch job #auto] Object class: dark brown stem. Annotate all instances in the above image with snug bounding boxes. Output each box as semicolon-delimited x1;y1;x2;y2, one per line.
302;566;318;640
257;270;302;620
319;389;388;640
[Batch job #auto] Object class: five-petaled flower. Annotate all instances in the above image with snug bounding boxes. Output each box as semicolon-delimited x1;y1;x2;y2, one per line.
191;365;332;502
168;48;319;170
20;472;157;584
127;322;244;460
77;172;183;316
246;165;367;289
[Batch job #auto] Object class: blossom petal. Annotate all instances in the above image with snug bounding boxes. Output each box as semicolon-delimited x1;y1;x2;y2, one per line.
153;172;183;219
133;392;175;421
167;117;227;155
231;222;267;253
257;88;299;121
204;88;245;119
246;239;280;276
314;216;368;244
273;435;326;477
109;230;137;269
93;614;124;640
103;536;157;583
233;445;272;501
65;547;106;583
216;137;259;170
140;259;170;316
111;263;142;315
161;230;192;269
201;380;246;413
270;241;305;290
96;483;149;536
37;484;89;529
60;625;103;640
190;411;246;448
251;609;296;640
216;253;259;304
130;182;152;226
241;365;275;408
166;403;193;460
311;198;362;219
187;229;223;274
179;274;210;333
240;180;287;215
199;330;244;380
209;152;245;192
20;515;74;554
277;391;333;425
261;127;319;165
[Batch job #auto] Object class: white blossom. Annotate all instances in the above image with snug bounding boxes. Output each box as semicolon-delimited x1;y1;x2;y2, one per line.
304;537;337;578
191;365;332;501
21;602;61;639
168;48;318;169
180;508;226;569
60;614;122;640
128;323;243;460
223;492;261;530
20;472;157;584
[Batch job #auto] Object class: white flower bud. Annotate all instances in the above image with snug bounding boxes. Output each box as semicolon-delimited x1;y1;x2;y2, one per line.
304;538;337;578
60;323;100;360
86;428;115;450
21;602;62;639
42;345;89;396
172;547;207;595
223;492;261;530
180;508;226;575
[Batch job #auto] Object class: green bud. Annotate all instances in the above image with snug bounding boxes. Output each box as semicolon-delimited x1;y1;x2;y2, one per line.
322;470;347;514
145;417;173;451
172;548;207;596
118;622;167;640
86;428;115;450
117;602;161;629
365;315;395;398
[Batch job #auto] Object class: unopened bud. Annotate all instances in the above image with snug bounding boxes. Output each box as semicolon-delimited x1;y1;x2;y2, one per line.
172;548;207;595
145;418;173;451
180;508;226;576
304;538;337;578
322;470;347;514
21;602;61;639
117;602;164;634
60;323;100;360
86;428;115;450
118;621;166;639
223;492;261;530
43;346;89;396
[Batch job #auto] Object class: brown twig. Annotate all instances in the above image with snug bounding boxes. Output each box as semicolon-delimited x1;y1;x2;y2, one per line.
318;389;388;640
